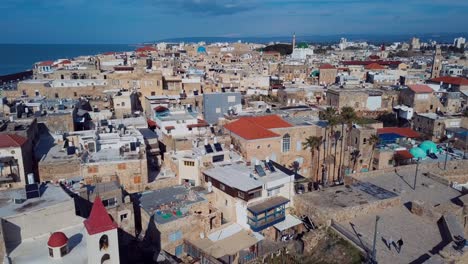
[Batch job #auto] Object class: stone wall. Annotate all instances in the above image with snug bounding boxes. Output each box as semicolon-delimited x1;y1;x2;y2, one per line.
38;158;81;182
294;193;401;227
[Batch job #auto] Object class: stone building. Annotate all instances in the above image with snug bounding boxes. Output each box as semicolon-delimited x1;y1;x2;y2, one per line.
139;186;221;257
399;84;439;113
413;113;462;141
318;64;338;85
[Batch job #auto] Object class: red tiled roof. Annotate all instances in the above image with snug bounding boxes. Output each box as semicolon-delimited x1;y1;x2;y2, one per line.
187;119;209;129
114;66;134;71
38;61;54;66
377;127;420;138
365;63;386;70
319;63;335;70
342;60;402;66
395;149;413;160
147;119;158;128
0;134;27;148
428;76;468;86
58;60;71;65
103;52;115;55
136;46;157;52
154;106;168;112
368;55;381;60
165;126;175;131
224;115;293;140
407;84;433;93
84;197;117;235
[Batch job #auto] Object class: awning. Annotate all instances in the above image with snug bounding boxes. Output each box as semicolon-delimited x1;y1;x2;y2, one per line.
274;214;303;232
394;149;413;160
247;196;289;214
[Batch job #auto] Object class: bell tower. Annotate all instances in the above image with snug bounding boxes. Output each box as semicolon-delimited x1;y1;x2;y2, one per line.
431;45;442;79
84;197;120;264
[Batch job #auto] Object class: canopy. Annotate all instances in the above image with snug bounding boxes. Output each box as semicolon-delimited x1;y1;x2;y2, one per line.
419;140;439;154
410;147;427;159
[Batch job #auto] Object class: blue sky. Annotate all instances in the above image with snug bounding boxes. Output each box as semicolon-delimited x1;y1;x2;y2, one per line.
0;0;467;44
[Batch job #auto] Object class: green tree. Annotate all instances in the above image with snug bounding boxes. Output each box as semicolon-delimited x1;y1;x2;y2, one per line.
340;106;357;177
320;107;339;181
303;136;323;183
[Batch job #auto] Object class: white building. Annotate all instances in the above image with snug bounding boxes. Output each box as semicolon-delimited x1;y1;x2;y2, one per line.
454;37;466;49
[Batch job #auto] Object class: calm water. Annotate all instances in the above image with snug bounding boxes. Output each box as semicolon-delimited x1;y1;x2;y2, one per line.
0;44;133;76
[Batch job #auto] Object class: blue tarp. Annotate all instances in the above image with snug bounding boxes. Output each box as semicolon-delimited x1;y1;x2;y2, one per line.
378;133;403;144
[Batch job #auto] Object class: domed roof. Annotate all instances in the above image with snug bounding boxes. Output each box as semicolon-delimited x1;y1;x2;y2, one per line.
419;140;438;154
197;46;207;53
297;42;309;49
410;147;427;159
48;232;68;248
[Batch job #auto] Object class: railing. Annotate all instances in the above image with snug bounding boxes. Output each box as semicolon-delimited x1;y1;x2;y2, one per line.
330;220;372;256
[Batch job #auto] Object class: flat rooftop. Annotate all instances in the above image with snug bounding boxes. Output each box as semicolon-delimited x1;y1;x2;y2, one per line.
203;162;291;192
357;169;461;205
8;223;87;264
299;181;398;210
139;186;207;224
0;184;72;218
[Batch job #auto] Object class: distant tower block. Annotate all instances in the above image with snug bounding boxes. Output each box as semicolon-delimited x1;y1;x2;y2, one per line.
292;32;296;51
431;45;442;79
84;197;120;264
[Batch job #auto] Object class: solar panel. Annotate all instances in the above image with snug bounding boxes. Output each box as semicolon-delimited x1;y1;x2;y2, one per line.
255;165;266;176
265;161;276;172
205;144;214;153
25;183;40;199
214;143;223;152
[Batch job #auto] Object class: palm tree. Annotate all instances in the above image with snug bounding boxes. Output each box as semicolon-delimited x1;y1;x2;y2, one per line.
320;107;339;181
303;136;323;183
368;134;380;171
350;150;361;173
340;106;357;175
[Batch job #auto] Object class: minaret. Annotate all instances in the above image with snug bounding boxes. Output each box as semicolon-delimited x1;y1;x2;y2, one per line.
431;45;442;79
292;32;296;51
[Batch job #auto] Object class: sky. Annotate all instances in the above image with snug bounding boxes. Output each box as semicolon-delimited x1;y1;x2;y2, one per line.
0;0;467;44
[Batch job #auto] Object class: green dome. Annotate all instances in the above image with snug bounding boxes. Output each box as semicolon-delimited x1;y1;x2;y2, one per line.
310;70;319;77
419;140;438;154
297;42;309;49
410;147;427;159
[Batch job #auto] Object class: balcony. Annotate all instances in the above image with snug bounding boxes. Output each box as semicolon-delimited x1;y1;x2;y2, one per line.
247;196;289;232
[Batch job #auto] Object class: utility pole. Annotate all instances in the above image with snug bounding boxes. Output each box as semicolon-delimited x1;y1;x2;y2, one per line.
444;134;453;170
413;158;420;190
372;215;380;263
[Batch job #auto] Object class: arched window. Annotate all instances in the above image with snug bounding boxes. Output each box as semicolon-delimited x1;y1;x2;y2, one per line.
99;235;109;251
282;134;291;153
101;254;110;264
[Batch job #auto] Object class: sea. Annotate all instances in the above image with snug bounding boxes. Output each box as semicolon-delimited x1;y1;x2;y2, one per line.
1;33;466;76
0;44;133;76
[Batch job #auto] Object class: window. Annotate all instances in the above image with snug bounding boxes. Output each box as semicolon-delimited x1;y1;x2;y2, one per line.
184;160;195;166
296;140;302;151
120;213;128;221
151;92;156;96
363;138;367;144
60;246;68;257
169;230;183;242
102;197;117;208
238;191;245;199
74;92;77;97
219;184;225;191
175;244;184;257
121;102;125;107
215;108;221;113
134;175;142;184
117;163;126;170
225;199;228;206
88;166;98;173
282;134;291;153
99;235;109;251
227;96;236;103
49;248;53;257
